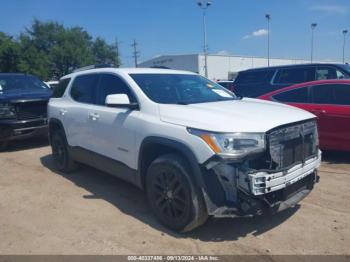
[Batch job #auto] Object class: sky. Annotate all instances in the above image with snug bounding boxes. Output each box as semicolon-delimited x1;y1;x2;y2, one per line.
0;0;349;66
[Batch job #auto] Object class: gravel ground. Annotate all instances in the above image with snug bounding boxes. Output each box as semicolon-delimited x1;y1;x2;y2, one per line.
0;138;349;255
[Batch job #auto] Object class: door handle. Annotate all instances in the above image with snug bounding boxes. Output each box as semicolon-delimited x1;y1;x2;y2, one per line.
59;109;67;116
89;113;100;121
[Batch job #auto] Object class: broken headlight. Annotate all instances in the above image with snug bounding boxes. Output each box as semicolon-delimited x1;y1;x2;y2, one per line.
188;128;265;160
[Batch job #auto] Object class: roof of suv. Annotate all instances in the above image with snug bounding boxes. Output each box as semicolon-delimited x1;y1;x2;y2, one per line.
61;67;196;80
241;63;345;73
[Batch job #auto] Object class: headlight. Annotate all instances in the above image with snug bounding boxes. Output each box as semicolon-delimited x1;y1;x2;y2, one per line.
0;103;16;119
187;128;265;160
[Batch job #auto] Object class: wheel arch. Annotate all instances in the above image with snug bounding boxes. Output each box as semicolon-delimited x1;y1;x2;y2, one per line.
137;136;205;190
48;118;68;144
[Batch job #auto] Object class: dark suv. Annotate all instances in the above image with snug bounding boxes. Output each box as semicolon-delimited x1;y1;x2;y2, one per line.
0;73;52;150
232;63;350;98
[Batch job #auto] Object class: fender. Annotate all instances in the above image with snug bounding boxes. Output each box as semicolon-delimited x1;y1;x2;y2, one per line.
137;136;206;190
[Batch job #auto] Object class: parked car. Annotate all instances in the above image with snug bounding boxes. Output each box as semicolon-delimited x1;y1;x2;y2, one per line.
48;66;320;232
232;63;350;98
217;80;234;90
259;79;350;152
0;73;52;150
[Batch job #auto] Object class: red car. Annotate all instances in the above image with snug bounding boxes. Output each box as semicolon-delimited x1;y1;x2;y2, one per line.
259;79;350;152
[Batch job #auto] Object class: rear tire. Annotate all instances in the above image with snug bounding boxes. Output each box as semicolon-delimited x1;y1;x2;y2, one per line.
0;141;8;152
146;154;208;232
51;131;78;172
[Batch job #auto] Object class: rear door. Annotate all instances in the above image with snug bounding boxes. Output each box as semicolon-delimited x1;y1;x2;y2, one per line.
310;84;350;151
65;73;100;151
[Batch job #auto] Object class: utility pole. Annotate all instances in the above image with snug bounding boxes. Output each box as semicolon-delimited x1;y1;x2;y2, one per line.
114;38;122;67
310;23;317;63
265;14;271;67
131;39;140;67
197;1;211;78
343;30;348;64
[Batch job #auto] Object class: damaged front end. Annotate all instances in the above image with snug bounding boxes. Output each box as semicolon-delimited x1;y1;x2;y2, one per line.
198;120;321;217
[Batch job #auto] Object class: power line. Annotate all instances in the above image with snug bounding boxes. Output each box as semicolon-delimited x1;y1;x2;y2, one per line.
131;39;140;68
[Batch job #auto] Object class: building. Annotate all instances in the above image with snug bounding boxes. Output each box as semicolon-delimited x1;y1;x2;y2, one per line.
138;54;338;80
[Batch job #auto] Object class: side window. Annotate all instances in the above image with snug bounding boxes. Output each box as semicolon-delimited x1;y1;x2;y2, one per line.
333;84;350;105
97;74;136;105
315;67;344;80
235;70;274;84
272;87;309;103
53;78;70;98
70;74;99;104
311;84;334;104
275;67;315;84
336;70;347;79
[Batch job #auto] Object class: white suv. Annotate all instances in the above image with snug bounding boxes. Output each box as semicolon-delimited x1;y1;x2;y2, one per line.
48;67;321;232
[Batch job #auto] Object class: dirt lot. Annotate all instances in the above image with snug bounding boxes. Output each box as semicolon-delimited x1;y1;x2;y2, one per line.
0;138;349;255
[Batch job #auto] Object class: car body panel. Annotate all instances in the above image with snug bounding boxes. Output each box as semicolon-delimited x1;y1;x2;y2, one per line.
158;98;315;133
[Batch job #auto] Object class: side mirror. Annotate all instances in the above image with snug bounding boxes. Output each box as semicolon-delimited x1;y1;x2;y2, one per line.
105;94;139;110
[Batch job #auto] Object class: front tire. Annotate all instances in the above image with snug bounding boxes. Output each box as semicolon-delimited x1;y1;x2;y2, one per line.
51;131;78;172
146;154;208;232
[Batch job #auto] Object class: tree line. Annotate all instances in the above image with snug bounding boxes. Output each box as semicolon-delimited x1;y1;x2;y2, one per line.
0;19;121;81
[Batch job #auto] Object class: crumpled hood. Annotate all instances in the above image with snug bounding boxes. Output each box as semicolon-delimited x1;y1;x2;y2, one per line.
0;89;52;103
159;98;316;133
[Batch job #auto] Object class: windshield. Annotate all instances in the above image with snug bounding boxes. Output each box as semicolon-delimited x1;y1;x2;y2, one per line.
0;75;49;93
129;74;237;104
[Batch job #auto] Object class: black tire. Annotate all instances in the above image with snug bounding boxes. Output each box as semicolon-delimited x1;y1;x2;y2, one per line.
146;153;208;232
51;131;78;172
0;141;8;152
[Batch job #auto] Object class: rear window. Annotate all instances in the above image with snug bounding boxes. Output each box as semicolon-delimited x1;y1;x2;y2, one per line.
234;70;274;84
274;67;314;84
53;78;70;98
315;66;349;80
311;84;350;105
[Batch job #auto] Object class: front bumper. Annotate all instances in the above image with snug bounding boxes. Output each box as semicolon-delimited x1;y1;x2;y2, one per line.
0;118;48;142
201;150;321;218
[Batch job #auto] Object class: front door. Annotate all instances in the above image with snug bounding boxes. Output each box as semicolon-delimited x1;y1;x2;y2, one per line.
89;73;139;169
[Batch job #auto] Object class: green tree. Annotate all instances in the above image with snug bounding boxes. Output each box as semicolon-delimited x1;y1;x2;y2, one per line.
0;32;21;72
92;37;121;67
16;19;121;80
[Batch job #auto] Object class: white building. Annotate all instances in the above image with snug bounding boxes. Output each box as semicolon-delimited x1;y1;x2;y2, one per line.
138;54;338;80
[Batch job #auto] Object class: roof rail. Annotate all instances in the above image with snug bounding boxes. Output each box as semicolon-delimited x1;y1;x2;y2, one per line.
73;64;115;73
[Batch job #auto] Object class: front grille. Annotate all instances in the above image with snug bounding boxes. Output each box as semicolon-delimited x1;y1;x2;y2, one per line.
13;100;48;120
268;120;318;169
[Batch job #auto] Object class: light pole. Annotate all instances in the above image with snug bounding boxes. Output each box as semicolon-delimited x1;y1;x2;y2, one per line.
197;0;211;77
310;23;317;63
343;29;348;64
265;14;271;66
